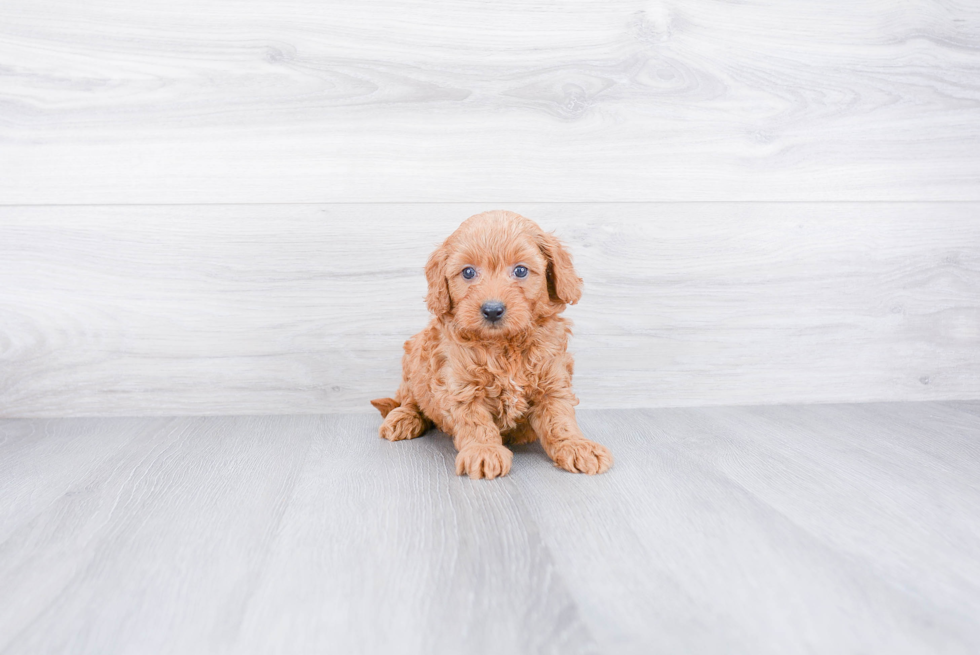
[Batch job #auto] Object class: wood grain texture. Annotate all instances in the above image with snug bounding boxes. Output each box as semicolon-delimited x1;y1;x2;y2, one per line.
1;203;978;417
513;403;980;654
1;404;978;654
1;0;979;203
947;400;980;419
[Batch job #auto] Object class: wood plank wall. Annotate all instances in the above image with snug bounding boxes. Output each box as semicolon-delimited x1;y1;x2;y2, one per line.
2;204;977;416
1;1;978;416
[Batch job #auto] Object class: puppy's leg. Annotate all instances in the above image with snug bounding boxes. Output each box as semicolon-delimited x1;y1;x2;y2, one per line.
530;399;613;475
450;403;513;480
379;399;432;442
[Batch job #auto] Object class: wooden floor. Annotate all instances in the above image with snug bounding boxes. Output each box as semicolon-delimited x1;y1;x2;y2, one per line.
2;402;978;654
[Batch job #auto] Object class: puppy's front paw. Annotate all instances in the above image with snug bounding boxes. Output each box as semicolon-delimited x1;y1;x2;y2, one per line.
455;444;513;480
550;439;613;475
379;407;428;441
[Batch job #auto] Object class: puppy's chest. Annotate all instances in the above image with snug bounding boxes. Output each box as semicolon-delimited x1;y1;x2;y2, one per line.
469;349;542;426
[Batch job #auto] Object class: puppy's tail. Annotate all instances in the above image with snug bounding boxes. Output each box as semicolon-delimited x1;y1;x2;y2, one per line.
370;397;400;419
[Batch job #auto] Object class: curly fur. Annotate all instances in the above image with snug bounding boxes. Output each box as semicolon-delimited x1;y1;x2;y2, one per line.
371;210;613;479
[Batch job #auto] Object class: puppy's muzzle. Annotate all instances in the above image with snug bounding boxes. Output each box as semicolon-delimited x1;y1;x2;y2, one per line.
481;300;506;323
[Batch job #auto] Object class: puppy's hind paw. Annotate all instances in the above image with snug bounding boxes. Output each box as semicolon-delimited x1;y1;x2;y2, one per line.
379;407;429;441
550;439;613;475
455;444;513;480
371;397;400;418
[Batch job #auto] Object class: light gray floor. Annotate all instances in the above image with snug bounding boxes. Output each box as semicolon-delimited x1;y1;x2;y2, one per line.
1;402;979;654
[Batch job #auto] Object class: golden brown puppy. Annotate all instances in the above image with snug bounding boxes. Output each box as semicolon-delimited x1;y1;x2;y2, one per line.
371;210;612;479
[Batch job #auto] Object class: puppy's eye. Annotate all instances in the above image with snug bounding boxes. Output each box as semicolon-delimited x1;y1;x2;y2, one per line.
461;266;477;280
513;265;528;278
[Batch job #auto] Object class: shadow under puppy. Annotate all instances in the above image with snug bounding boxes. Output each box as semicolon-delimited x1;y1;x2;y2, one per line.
372;210;613;479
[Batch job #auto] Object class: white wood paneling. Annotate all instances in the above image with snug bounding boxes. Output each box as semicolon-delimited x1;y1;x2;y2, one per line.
1;0;979;203
2;404;979;653
1;203;977;417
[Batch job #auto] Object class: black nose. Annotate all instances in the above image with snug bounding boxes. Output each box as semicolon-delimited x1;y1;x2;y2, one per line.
481;301;505;323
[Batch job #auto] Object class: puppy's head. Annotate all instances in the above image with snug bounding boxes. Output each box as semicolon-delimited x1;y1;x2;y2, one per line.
425;211;582;338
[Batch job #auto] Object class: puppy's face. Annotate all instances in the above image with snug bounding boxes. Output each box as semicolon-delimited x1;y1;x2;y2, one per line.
425;211;582;338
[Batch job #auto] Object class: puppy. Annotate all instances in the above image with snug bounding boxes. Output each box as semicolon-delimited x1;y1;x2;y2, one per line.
371;210;612;479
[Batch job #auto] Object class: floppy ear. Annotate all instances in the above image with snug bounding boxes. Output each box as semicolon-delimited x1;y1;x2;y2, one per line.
536;231;583;306
424;241;453;316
